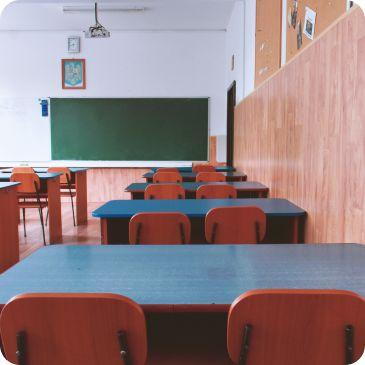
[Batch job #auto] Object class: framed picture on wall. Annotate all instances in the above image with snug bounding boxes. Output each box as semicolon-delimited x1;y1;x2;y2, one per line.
62;59;86;89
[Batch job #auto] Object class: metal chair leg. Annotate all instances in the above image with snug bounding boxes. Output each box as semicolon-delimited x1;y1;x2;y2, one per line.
35;182;46;246
22;208;26;237
66;175;76;226
38;207;46;246
45;209;49;226
238;324;252;365
16;331;26;365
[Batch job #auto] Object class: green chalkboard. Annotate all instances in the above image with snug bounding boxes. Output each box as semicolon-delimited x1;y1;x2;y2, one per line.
50;98;208;161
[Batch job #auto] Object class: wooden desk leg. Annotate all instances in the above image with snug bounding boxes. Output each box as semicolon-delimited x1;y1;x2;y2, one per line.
76;171;88;225
292;217;299;244
47;177;62;244
0;187;19;273
101;219;108;244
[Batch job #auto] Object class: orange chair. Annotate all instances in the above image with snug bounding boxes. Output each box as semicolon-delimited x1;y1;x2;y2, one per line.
145;184;185;200
48;167;76;226
10;173;47;245
196;172;226;182
196;184;237;199
205;206;266;244
129;212;191;244
12;167;35;173
192;164;216;173
153;172;182;183
0;293;147;365
156;168;180;173
227;289;365;365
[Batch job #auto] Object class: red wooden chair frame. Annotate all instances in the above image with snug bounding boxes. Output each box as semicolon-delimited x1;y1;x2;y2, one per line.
205;206;266;244
196;172;226;182
145;184;185;200
227;289;365;365
129;212;191;245
196;184;237;199
0;293;147;365
152;172;182;183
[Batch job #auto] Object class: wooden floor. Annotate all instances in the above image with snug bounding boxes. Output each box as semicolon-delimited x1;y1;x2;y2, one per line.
19;202;102;260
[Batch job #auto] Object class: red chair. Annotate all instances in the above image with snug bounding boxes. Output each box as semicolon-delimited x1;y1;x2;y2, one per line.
145;184;185;200
196;172;226;182
227;289;365;365
0;293;147;365
10;173;47;245
156;168;180;173
205;206;266;244
48;167;76;226
129;212;190;244
12;167;35;173
192;164;216;173
196;184;237;199
153;172;182;183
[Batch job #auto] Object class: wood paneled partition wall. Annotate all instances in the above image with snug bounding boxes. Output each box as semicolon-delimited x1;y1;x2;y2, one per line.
234;7;365;243
85;136;222;202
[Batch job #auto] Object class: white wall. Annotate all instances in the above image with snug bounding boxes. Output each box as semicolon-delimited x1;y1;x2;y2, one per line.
0;30;226;165
243;0;256;97
225;1;244;101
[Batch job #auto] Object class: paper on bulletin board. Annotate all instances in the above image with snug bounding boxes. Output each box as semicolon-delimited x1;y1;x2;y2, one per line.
303;7;317;40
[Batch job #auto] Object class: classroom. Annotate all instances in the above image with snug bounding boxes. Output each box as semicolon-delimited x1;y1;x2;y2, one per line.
0;0;364;364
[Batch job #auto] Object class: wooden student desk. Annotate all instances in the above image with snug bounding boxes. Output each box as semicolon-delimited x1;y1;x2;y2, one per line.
143;171;247;182
0;244;363;365
1;167;88;225
92;198;306;244
0;172;62;244
0;183;20;273
0;244;363;311
150;166;236;173
125;181;269;199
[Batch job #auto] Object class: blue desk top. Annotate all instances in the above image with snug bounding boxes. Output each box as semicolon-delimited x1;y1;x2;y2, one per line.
150;166;236;173
0;168;87;173
0;172;61;182
143;172;246;179
125;181;269;192
92;198;306;218
0;182;20;190
0;244;363;306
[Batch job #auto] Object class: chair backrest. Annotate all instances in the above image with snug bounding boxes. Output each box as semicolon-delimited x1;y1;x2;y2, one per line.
129;212;191;244
0;293;148;365
156;168;180;173
47;167;71;185
12;167;34;173
205;206;266;244
152;172;182;183
196;172;226;182
227;289;365;365
10;173;40;194
145;184;185;200
192;164;216;173
196;184;237;199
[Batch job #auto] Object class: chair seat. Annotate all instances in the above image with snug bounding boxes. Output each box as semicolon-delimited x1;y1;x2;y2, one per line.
18;201;48;209
17;193;48;199
60;183;76;190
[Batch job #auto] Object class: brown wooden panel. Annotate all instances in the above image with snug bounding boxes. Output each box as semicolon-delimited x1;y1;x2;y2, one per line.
234;7;365;244
286;0;347;62
255;0;282;86
0;186;19;273
86;138;222;203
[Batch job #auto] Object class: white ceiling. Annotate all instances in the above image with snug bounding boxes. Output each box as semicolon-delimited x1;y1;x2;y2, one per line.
0;0;239;31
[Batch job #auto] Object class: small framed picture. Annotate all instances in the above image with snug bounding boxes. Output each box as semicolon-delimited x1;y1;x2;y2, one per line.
303;7;316;40
62;59;86;89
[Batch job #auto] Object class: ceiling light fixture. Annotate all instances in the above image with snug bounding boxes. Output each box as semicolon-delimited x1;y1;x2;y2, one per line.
84;3;110;38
